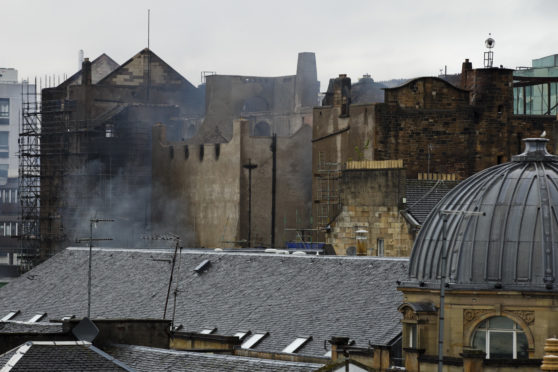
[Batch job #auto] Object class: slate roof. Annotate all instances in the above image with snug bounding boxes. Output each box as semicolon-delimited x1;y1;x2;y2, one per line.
59;53;119;87
0;321;64;334
105;344;323;372
405;179;460;224
0;341;133;371
0;248;408;357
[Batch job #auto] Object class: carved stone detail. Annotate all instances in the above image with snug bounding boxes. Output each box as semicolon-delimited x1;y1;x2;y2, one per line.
463;309;491;327
508;310;535;325
403;308;417;321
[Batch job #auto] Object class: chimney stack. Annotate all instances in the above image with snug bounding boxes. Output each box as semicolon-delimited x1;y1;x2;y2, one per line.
333;74;351;117
460;59;473;89
82;58;92;86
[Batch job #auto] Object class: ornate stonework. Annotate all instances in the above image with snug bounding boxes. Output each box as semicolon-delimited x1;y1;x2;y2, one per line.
463;308;491;327
402;308;417;321
507;310;535;325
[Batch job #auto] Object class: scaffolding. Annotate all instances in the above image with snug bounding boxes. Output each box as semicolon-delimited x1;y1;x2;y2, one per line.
18;80;41;270
38;94;158;255
314;151;341;230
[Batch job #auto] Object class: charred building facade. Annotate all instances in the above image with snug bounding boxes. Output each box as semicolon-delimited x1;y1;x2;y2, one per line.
152;53;319;248
38;50;318;259
40;49;204;258
313;60;558;256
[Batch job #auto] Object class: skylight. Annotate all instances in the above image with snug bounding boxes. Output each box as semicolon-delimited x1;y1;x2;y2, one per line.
27;313;46;323
1;311;19;321
234;330;250;341
282;336;312;353
241;332;268;349
194;260;211;274
200;327;216;334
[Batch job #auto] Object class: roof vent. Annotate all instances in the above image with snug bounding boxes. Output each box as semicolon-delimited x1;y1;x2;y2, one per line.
512;138;558;162
194;259;211;274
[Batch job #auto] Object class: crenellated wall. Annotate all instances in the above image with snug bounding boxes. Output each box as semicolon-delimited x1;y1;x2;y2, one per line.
152;119;312;248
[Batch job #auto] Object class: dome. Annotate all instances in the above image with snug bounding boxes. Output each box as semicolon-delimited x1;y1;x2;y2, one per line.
406;138;558;291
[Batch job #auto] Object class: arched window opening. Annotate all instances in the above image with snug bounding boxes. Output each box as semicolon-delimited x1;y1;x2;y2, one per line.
471;316;528;359
241;96;269;113
254;121;271;137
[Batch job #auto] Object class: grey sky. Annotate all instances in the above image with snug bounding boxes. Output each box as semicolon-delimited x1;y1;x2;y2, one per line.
2;0;557;89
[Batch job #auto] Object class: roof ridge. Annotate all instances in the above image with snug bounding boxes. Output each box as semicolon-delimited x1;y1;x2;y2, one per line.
110;344;323;365
65;247;409;261
1;342;32;372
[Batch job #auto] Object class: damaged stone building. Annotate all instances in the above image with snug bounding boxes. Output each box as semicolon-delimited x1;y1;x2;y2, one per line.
40;49;204;258
38;49;318;261
152;52;319;248
314;59;558;256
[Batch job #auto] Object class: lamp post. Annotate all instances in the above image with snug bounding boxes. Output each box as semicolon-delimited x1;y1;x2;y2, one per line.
243;159;258;247
437;209;484;372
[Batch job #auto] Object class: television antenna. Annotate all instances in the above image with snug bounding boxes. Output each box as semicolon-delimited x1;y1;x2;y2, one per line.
76;218;114;318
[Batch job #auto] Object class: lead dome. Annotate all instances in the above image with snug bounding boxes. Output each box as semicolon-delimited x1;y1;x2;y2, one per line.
406;138;558;291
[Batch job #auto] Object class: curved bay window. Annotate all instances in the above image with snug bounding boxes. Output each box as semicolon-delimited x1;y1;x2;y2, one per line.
472;316;528;359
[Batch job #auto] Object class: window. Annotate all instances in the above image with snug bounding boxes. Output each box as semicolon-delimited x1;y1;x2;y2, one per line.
0;132;8;158
0;99;8;125
241;332;268;349
282;336;312;353
377;238;384;257
200;327;216;334
408;324;417;348
472;316;528;359
105;123;115;138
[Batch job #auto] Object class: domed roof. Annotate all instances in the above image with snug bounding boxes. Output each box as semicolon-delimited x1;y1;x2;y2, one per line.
406;138;558;291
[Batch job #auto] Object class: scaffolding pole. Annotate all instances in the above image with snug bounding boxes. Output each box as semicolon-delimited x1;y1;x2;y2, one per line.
18;79;41;271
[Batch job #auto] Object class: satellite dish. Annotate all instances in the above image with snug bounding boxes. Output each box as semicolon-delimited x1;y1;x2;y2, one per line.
72;317;99;342
485;37;495;49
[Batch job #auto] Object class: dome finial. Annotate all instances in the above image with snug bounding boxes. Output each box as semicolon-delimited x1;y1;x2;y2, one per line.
512;138;558;162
